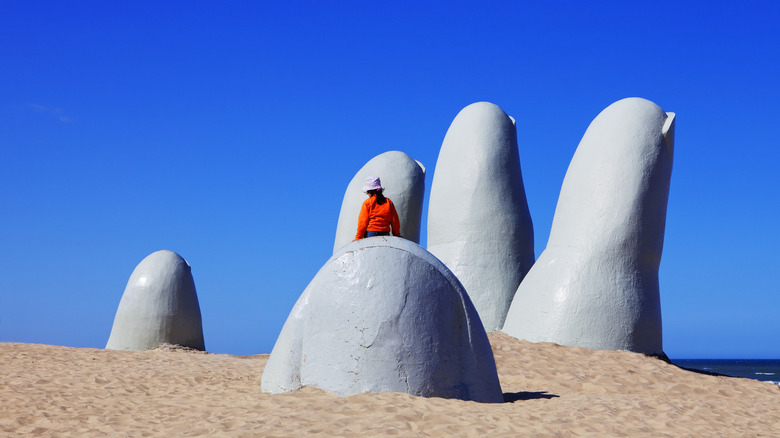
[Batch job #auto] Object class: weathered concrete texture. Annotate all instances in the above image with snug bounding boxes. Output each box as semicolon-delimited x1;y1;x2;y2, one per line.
261;237;503;403
502;98;675;355
106;250;205;351
333;151;425;252
427;102;535;332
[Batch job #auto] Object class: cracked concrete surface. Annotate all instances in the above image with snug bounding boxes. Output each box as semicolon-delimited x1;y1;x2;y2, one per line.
261;237;503;403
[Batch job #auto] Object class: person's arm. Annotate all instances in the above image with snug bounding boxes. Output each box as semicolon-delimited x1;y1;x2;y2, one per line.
355;200;370;240
389;200;402;238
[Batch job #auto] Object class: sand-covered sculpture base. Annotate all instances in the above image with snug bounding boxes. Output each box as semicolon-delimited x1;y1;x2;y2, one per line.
3;334;779;437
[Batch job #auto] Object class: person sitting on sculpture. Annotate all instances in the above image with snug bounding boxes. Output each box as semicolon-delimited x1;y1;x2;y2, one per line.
354;176;402;240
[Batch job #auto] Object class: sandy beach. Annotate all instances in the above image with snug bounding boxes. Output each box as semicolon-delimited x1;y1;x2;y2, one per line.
2;332;778;437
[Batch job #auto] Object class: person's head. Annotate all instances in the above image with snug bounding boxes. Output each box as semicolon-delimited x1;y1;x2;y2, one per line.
362;176;387;204
362;176;383;193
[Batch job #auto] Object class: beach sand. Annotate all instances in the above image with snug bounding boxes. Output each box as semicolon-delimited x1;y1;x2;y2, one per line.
2;332;778;437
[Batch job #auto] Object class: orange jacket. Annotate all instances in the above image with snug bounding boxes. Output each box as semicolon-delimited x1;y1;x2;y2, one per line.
355;195;401;239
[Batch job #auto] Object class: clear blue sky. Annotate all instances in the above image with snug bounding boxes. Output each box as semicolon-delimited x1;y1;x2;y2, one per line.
1;1;778;358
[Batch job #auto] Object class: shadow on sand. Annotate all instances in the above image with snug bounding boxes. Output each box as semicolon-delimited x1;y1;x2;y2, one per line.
674;365;729;378
503;391;560;403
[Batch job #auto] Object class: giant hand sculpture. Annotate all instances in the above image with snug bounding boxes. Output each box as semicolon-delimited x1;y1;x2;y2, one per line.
503;98;675;355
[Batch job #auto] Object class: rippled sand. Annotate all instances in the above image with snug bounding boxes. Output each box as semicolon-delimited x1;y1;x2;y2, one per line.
2;333;778;437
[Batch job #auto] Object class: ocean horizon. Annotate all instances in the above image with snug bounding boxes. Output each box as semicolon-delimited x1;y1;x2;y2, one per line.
671;359;780;385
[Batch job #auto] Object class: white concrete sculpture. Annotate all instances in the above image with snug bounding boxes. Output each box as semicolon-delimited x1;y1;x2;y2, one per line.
106;250;205;351
427;102;535;332
333;151;425;252
502;98;675;356
262;237;503;403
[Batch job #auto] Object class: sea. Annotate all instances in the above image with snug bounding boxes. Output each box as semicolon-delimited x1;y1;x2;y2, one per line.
671;359;780;385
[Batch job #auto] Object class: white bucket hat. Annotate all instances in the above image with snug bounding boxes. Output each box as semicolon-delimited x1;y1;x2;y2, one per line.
362;176;384;192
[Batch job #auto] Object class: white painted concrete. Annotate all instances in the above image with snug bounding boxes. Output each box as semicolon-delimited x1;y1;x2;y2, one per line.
106;250;205;351
502;98;675;355
333;151;425;252
261;237;503;403
427;102;535;332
